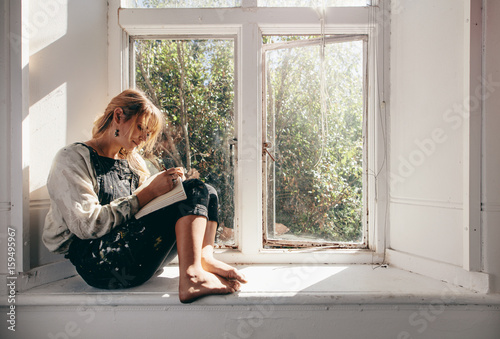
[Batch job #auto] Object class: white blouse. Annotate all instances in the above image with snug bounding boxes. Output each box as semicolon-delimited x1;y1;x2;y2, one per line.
43;143;142;254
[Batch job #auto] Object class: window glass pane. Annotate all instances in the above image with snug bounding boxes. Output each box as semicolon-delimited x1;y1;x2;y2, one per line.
124;0;241;8
258;0;369;7
264;36;365;246
134;39;236;247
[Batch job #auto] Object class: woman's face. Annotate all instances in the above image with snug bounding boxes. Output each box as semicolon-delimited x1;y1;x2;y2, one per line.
117;113;151;152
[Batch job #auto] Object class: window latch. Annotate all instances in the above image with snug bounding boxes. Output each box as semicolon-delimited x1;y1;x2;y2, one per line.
229;138;237;167
263;141;275;162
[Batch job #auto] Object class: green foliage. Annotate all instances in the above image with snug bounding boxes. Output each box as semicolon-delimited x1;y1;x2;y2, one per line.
135;39;235;231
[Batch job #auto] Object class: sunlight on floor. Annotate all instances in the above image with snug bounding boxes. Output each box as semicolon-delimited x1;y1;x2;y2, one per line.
158;266;180;279
158;265;348;298
237;265;348;293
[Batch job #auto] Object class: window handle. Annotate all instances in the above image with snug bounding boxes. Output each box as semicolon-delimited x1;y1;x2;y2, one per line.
263;141;275;162
229;138;237;167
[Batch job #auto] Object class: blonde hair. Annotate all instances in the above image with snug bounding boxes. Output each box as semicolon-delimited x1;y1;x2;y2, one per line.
92;89;163;180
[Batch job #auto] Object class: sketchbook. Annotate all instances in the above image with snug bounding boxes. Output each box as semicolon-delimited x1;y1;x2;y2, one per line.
134;172;187;219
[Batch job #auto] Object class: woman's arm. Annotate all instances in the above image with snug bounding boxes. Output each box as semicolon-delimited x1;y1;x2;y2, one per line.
46;145;185;242
134;167;185;208
46;146;139;240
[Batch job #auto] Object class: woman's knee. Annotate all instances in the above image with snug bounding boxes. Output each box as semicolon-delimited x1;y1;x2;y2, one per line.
183;179;218;201
184;179;208;194
182;179;219;222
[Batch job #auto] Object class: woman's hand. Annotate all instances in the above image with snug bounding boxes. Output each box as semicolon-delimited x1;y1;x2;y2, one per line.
152;167;185;194
135;167;185;209
165;167;186;183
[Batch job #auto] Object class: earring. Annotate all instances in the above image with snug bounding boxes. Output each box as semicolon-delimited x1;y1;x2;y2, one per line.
114;129;119;137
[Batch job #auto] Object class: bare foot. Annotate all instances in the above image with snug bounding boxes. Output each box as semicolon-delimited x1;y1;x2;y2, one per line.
179;267;241;303
201;255;248;284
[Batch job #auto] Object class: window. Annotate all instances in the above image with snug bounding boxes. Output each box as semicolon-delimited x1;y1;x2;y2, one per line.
115;0;386;263
263;35;367;248
132;38;237;246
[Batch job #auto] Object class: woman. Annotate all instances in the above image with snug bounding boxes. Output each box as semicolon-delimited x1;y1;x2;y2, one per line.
43;89;246;303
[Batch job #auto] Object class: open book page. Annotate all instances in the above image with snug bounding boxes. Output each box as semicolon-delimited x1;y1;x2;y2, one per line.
134;172;187;219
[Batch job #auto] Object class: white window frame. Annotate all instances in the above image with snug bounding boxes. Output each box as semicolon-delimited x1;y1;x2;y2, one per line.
110;0;389;264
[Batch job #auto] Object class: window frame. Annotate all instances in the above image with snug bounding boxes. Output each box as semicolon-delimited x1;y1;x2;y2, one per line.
112;1;388;264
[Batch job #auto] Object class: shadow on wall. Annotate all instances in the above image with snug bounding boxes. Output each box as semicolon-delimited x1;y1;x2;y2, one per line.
27;0;109;267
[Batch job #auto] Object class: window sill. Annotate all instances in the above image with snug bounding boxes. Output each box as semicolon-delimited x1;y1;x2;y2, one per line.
213;248;384;265
12;264;500;307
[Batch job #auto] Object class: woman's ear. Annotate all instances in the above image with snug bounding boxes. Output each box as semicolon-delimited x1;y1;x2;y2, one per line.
113;107;123;125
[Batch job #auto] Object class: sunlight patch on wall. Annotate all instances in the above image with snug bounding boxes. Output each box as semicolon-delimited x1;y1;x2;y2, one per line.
29;82;67;197
29;0;68;56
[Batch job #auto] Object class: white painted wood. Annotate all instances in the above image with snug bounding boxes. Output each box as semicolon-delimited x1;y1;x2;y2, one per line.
9;0;30;272
386;249;490;293
390;196;463;210
29;199;62;266
3;304;500;339
368;1;389;256
390;203;463;267
16;260;77;292
482;0;500;293
118;7;374;35
482;211;500;293
15;264;499;306
390;195;465;265
238;22;262;255
482;203;500;213
482;0;500;206
108;0;124;97
0;0;11;278
389;0;467;268
214;248;383;264
462;0;482;272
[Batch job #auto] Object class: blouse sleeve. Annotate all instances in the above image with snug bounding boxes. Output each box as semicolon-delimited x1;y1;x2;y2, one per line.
46;146;140;240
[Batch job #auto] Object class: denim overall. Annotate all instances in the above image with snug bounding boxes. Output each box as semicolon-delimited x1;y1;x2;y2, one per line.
67;143;218;289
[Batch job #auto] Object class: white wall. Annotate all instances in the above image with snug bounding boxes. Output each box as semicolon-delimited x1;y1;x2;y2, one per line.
390;0;500;294
482;0;500;293
0;0;11;276
27;0;108;267
390;0;466;266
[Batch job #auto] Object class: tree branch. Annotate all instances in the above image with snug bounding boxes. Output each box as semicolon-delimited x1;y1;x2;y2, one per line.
136;46;161;108
176;41;192;170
